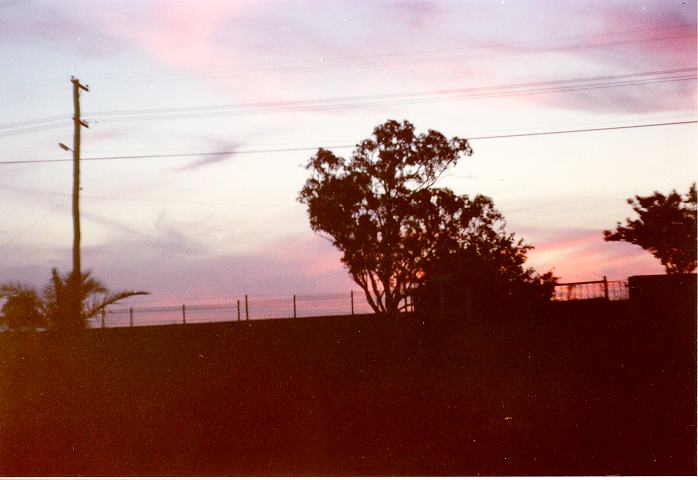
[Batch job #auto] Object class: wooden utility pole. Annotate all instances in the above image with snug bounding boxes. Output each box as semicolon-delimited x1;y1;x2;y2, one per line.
63;77;89;326
71;77;89;283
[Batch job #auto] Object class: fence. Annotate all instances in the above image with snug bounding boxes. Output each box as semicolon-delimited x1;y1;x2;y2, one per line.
553;277;629;302
91;291;411;329
89;279;629;327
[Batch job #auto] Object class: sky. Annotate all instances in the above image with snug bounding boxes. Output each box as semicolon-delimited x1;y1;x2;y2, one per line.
0;0;696;310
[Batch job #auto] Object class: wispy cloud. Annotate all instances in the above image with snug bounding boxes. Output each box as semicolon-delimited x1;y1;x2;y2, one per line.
5;1;694;114
174;141;240;172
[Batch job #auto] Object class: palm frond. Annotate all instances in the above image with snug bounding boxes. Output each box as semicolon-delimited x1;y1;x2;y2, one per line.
0;282;39;299
49;268;64;290
85;290;150;319
77;270;107;296
3;267;149;330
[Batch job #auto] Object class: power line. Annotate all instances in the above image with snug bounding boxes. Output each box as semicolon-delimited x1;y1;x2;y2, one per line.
0;145;346;165
1;67;693;137
0;182;636;210
85;69;695;122
0;121;71;138
99;75;692;123
0;183;277;207
0;78;691;137
67;25;697;86
0;203;62;249
31;24;698;84
0;114;68;131
0;24;689;110
0;119;695;166
466;120;697;140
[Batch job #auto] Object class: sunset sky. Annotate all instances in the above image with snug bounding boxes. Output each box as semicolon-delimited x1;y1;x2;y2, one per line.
1;0;696;308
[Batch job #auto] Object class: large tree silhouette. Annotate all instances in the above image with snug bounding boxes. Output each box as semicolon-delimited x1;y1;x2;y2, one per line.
299;119;547;314
604;183;697;274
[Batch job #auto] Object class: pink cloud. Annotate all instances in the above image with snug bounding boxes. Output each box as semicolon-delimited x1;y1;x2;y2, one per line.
98;1;254;69
262;234;347;278
9;1;693;114
532;231;602;253
525;228;665;282
493;2;697;113
385;0;441;29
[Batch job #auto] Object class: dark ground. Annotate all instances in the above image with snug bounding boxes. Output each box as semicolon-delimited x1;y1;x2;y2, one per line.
0;300;695;476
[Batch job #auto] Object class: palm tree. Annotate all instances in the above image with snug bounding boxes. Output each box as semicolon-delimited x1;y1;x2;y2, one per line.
0;283;44;330
0;269;148;331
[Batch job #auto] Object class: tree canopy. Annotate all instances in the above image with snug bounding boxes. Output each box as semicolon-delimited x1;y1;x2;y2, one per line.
299;119;550;314
0;287;44;331
604;183;697;274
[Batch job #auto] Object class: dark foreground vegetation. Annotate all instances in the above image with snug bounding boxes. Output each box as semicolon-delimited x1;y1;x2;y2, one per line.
0;298;695;476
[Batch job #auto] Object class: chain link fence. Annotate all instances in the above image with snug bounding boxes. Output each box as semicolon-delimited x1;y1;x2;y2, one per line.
91;291;384;328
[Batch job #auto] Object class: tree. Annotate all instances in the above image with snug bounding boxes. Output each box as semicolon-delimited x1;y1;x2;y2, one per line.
0;286;44;331
604;183;697;274
0;269;149;331
416;224;557;314
299;119;550;314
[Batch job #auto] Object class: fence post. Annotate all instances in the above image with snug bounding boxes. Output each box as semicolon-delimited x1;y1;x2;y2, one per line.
245;294;249;321
603;276;609;300
237;299;240;321
293;294;297;318
101;307;105;328
129;307;133;327
182;304;186;324
350;290;354;315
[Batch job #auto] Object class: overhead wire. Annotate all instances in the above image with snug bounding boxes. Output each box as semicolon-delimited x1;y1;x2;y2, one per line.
0;183;277;207
85;76;696;123
0;114;70;131
1;118;693;244
1;67;693;137
72;24;696;85
0;118;694;166
0;182;635;210
85;68;695;117
0;203;63;249
2;26;687;94
0;122;72;138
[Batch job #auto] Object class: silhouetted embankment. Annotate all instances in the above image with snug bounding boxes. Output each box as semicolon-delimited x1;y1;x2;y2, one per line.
0;296;695;476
